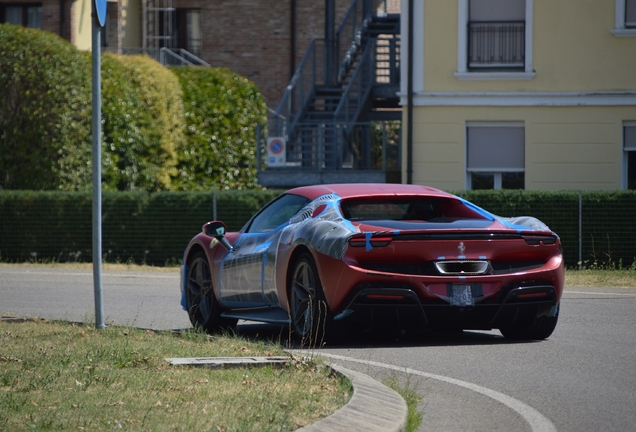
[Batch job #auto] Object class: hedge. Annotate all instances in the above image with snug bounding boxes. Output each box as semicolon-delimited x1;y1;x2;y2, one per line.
1;25;266;193
101;53;184;191
0;190;281;266
171;67;267;191
0;23;92;190
1;190;634;268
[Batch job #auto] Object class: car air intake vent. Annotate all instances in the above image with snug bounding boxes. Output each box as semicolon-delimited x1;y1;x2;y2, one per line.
434;260;490;275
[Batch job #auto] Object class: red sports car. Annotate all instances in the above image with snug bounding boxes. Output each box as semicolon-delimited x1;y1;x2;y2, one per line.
180;184;564;344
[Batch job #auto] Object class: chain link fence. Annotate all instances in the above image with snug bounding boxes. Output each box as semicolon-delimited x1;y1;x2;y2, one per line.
1;190;635;268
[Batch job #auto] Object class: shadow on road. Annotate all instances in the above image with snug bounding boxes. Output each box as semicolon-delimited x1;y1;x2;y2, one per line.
229;322;540;350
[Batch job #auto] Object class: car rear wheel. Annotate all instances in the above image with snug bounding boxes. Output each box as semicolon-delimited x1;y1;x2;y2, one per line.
289;252;333;346
185;252;236;333
499;304;559;340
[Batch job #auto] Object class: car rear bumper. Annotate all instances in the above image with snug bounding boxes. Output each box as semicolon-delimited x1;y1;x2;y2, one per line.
336;284;559;331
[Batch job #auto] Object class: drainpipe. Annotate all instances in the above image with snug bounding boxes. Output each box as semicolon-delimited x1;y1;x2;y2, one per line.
290;0;296;79
406;0;414;184
325;0;335;85
60;0;65;37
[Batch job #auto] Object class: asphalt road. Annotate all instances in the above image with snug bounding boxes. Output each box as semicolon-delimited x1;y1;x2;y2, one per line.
1;265;635;431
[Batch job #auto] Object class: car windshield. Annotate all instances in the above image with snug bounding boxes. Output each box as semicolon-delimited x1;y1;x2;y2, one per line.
340;197;487;222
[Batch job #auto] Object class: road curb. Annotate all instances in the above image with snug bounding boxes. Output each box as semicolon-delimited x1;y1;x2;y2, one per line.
298;363;407;432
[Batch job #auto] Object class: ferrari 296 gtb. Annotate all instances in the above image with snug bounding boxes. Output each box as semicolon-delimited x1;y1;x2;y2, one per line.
180;184;564;344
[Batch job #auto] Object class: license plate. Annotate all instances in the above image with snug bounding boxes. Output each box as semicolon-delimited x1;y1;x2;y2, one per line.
450;284;474;307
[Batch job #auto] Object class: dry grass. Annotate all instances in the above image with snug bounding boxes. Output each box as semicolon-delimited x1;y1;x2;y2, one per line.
0;320;351;431
565;268;636;288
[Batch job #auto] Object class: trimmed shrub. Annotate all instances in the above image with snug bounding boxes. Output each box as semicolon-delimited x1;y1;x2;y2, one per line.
0;190;282;265
103;54;185;191
171;67;267;191
0;24;92;190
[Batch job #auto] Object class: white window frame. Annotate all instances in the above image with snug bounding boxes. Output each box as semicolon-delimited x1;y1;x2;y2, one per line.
465;122;525;190
613;0;636;37
622;122;636;190
455;0;535;81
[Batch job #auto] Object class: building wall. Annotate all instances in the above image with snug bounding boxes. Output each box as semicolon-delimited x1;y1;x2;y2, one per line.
406;105;636;191
422;0;636;93
401;0;636;191
120;0;140;48
172;0;352;105
72;0;93;50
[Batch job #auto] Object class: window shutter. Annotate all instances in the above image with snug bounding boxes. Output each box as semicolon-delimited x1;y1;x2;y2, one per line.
467;126;525;170
469;0;525;21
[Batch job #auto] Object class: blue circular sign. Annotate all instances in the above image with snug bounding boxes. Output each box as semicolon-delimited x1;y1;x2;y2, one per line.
269;139;284;154
95;0;107;27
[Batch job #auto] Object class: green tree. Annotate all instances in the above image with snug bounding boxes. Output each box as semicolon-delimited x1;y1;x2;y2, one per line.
171;67;267;190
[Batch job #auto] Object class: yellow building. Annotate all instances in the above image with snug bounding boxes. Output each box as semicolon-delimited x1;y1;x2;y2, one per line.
400;0;636;190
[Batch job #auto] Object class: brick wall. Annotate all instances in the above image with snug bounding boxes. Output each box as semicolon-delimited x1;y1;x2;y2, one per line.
173;0;353;107
3;0;388;108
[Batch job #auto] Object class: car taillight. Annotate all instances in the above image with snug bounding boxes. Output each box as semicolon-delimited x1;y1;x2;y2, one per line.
522;235;557;246
349;234;394;248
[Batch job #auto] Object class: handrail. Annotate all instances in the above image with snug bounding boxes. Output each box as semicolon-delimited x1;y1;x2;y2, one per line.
272;38;323;136
334;39;375;125
159;48;195;66
175;48;210;66
336;0;375;84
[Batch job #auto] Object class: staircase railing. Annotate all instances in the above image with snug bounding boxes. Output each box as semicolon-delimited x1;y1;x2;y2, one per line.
270;39;327;137
334;39;375;127
159;47;210;66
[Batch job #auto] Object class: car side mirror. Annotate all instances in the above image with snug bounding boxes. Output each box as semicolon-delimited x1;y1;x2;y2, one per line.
202;221;233;251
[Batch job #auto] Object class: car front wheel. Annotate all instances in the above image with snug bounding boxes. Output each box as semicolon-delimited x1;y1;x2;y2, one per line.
185;252;236;333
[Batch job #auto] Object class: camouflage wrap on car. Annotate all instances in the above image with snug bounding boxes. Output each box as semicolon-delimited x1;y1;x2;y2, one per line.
281;194;358;260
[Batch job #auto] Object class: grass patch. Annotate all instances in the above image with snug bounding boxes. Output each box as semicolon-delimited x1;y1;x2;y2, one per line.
0;320;351;431
384;378;423;432
565;268;636;288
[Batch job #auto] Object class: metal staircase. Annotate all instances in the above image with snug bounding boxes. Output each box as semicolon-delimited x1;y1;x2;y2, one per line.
259;0;401;187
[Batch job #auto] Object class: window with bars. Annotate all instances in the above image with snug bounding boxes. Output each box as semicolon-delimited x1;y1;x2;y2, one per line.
466;124;525;190
468;0;526;70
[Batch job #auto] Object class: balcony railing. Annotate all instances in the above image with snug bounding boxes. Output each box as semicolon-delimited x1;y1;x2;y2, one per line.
257;120;401;172
468;21;525;69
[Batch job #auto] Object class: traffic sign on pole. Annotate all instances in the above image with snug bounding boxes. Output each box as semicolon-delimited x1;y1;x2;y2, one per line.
92;0;105;329
95;0;107;27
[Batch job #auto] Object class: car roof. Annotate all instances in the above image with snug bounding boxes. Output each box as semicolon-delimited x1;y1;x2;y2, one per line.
286;183;455;201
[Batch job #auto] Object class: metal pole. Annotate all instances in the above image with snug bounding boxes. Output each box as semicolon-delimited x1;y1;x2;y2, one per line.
92;2;105;329
325;0;335;85
406;0;414;184
213;190;217;221
579;189;582;270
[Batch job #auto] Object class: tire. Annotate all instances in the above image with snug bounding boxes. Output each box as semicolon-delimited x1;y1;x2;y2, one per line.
499;304;559;340
289;252;334;346
185;252;236;333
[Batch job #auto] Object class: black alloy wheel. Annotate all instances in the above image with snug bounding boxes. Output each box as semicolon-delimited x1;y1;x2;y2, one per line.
289;252;333;346
185;252;236;333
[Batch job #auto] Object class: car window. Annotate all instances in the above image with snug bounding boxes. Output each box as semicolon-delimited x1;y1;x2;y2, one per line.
246;194;310;233
340;197;487;222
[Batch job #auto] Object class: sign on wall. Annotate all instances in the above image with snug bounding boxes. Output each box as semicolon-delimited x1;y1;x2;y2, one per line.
267;137;286;167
